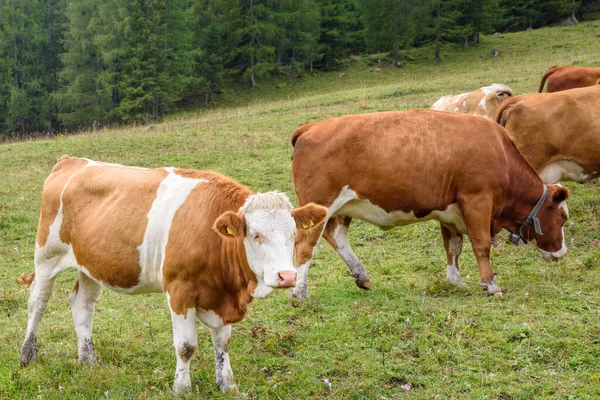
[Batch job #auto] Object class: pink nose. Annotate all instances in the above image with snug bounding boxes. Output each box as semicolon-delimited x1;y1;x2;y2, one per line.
277;271;297;288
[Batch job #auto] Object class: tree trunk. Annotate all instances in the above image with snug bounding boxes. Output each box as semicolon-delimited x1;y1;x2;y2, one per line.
463;37;469;49
476;31;480;44
392;41;399;66
250;71;256;87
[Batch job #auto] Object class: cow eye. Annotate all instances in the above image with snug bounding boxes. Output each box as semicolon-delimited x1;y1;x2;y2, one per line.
253;233;263;244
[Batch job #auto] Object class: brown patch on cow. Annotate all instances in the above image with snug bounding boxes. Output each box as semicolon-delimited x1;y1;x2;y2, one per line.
539;65;600;93
64;165;165;288
291;203;328;266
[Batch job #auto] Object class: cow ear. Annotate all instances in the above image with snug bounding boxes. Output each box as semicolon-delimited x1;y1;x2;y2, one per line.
292;203;328;231
550;184;569;204
213;211;246;239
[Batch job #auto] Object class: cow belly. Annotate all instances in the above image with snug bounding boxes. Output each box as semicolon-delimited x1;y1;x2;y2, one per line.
539;159;589;183
332;186;467;233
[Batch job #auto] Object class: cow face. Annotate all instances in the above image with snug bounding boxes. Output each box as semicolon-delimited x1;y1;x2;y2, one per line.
214;193;327;298
522;185;570;261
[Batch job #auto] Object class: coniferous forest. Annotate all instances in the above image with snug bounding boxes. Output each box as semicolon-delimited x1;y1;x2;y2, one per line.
0;0;598;138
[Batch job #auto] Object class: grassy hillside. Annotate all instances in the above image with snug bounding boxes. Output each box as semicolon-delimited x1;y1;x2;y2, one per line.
1;22;600;399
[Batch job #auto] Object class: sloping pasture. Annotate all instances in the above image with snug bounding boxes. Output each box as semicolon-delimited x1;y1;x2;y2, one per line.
1;23;600;399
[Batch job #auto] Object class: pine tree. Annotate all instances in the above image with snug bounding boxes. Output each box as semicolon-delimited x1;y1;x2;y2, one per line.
360;0;426;66
225;0;277;87
272;0;321;79
316;0;364;69
0;0;65;137
55;0;113;130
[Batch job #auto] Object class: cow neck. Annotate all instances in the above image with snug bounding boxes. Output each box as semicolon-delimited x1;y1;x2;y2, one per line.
218;237;257;314
501;158;546;234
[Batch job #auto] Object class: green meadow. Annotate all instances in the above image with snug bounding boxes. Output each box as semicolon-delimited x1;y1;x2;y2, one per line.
1;22;600;399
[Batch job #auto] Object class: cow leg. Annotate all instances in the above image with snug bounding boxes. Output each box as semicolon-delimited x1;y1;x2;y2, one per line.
21;267;60;366
168;298;197;394
323;216;371;289
440;224;465;288
459;195;502;295
210;325;237;393
69;271;101;364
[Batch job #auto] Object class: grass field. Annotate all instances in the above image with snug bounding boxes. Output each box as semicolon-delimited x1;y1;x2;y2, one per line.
2;22;600;399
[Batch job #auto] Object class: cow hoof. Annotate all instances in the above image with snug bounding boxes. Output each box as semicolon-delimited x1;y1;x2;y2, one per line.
291;285;308;299
355;279;371;290
20;334;38;367
480;279;501;295
291;291;308;300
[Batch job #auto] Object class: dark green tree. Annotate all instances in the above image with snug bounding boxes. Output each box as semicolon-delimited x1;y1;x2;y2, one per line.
316;0;364;69
0;0;65;137
360;0;426;66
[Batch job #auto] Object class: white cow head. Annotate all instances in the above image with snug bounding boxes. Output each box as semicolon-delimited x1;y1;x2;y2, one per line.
213;192;327;298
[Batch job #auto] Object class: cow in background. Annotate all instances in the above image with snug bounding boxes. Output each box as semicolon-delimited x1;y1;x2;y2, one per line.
539;65;600;93
431;84;513;119
19;156;327;394
290;111;569;299
496;85;600;183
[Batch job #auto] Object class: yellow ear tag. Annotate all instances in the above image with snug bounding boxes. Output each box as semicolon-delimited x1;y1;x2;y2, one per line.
226;226;235;236
309;219;314;227
302;222;310;229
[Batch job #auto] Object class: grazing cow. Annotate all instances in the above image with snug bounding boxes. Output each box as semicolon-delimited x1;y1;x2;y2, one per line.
290;111;570;299
539;65;600;93
19;156;327;394
430;84;513;119
496;85;600;183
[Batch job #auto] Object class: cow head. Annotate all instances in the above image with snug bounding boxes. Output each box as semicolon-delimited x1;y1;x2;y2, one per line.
214;192;327;298
519;184;570;261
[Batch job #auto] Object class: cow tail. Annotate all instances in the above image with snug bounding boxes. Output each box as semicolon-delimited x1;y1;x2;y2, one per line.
16;272;36;286
290;122;314;147
538;66;558;93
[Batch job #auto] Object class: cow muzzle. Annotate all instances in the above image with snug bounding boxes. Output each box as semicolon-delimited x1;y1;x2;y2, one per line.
277;271;297;288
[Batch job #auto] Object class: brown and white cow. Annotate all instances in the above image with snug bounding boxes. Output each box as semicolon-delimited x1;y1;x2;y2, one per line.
290;111;570;299
19;156;327;394
539;65;600;93
430;84;513;119
496;85;600;183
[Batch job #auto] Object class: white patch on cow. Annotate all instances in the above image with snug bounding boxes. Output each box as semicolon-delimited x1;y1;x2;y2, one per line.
480;83;512;95
136;169;208;293
431;95;452;110
167;293;197;395
210;324;236;392
197;308;225;329
478;96;488;111
332;224;369;283
446;234;464;287
480;276;501;294
331;186;467;233
534;200;568;260
241;192;297;293
291;259;311;299
539;159;588;183
84;158;148;170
